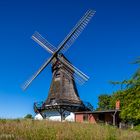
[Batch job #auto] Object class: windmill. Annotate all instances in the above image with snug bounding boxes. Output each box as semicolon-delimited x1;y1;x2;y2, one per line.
23;10;95;121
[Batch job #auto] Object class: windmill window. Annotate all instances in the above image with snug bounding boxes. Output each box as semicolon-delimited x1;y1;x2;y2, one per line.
65;78;70;84
56;73;60;78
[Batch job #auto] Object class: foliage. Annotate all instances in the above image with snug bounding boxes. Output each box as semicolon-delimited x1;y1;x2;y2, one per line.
97;94;112;110
24;114;33;119
0;119;140;140
120;86;140;124
134;124;140;131
114;58;140;124
98;57;140;124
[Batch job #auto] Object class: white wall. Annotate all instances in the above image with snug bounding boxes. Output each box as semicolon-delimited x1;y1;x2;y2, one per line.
34;111;75;122
34;113;43;120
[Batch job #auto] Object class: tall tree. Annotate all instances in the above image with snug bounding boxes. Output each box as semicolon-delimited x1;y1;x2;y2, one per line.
97;94;111;110
110;57;140;124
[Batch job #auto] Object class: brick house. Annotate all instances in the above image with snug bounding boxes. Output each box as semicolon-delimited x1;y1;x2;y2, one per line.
75;110;121;126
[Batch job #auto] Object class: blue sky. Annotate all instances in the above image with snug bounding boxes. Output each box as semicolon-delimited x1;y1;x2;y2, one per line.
0;0;140;118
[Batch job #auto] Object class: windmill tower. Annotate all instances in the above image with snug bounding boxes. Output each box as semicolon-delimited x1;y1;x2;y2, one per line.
46;54;82;105
23;10;95;121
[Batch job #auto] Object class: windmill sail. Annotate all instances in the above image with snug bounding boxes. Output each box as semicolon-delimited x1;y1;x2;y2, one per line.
23;9;95;90
58;55;89;84
32;31;56;54
58;10;95;53
22;55;54;90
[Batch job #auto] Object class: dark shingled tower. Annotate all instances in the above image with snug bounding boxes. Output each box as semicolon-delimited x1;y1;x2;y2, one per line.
46;55;82;105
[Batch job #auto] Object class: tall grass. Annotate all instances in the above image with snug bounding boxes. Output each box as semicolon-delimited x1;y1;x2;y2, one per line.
0;119;140;140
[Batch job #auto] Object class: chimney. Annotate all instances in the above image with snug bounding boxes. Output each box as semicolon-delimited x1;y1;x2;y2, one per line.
116;100;120;110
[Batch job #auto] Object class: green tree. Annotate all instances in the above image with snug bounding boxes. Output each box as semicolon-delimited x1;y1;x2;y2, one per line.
24;114;33;119
120;86;140;124
97;94;111;110
109;57;140;124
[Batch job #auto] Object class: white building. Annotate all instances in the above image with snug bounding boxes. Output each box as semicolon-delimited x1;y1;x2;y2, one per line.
34;111;75;122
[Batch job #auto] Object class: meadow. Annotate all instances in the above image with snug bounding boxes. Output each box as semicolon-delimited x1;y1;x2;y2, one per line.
0;119;140;140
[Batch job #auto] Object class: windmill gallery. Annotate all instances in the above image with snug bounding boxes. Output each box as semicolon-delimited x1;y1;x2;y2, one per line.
23;10;121;124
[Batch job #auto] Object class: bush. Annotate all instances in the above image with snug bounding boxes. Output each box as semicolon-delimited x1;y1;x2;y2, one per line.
134;125;140;131
24;114;33;119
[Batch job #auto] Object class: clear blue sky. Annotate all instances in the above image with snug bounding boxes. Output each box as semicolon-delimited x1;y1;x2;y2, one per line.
0;0;140;118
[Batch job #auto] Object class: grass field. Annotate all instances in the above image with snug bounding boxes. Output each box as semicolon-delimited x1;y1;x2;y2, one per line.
0;119;140;140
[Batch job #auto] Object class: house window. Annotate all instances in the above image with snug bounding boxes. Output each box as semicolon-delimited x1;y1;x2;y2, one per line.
83;114;88;122
98;114;105;122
